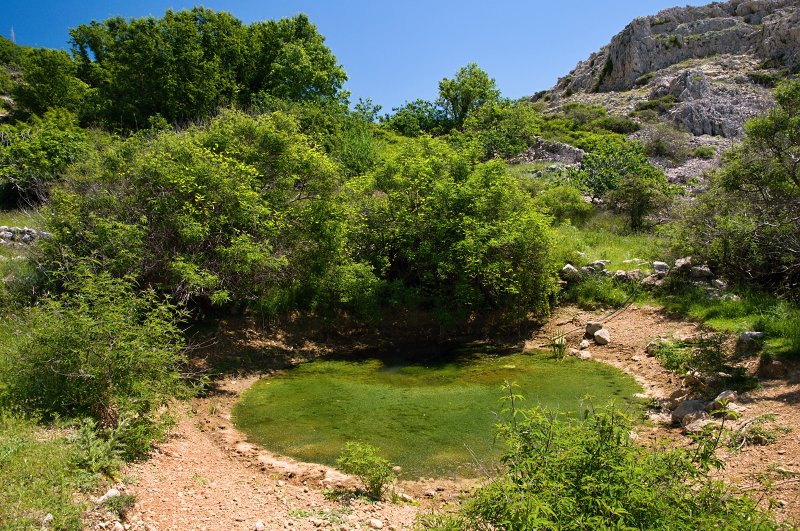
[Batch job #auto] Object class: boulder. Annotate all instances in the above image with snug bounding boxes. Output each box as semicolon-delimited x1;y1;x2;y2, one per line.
642;274;663;287
653;261;669;278
585;322;603;336
594;328;611;346
560;264;582;282
613;269;628;281
671;399;708;425
626;269;643;281
674;256;693;271
690;265;714;279
708;389;737;412
711;278;728;290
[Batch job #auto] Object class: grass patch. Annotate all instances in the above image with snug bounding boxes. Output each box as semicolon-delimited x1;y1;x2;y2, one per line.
0;209;40;228
553;213;669;268
0;415;90;529
655;281;800;358
233;350;645;478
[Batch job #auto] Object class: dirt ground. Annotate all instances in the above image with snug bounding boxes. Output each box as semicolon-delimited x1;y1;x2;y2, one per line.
85;305;800;530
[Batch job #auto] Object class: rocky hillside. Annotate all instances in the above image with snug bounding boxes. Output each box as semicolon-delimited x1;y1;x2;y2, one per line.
539;0;799;137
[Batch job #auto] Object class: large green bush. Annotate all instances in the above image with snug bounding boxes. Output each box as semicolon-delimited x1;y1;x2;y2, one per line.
345;137;555;321
0;269;192;443
421;399;777;530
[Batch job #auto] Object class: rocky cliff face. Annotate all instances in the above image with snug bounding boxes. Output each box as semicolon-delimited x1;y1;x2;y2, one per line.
542;0;799;137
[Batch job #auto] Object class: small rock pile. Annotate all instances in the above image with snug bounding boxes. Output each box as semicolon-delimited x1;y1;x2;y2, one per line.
670;389;743;433
561;256;729;297
0;225;50;245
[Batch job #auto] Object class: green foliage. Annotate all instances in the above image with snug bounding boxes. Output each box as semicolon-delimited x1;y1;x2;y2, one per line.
633;95;678;114
674;79;800;295
0;415;88;530
748;69;789;88
350;138;555;321
381;99;450;137
0;109;90;201
70;9;346;128
532;184;593;226
641;124;693;164
336;442;394;499
461;100;543;159
41;109;340;308
424;399;777;530
0;269;192;453
437;63;501;130
573;139;673;229
692;145;716;159
11;47;87;118
68;417;124;476
727;414;791;449
103;493;137;519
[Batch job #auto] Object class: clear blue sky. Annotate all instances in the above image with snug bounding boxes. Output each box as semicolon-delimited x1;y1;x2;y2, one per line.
2;1;710;111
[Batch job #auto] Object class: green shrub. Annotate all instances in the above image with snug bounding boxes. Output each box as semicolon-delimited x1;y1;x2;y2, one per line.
336;442;394;499
692;145;716;159
423;399;778;530
588;115;640;134
103;493;137;519
0;269;193;457
634;95;678;114
532;184;593;226
641;124;692;164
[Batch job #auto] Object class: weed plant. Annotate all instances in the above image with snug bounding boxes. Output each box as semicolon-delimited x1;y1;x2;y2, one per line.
336;442;394;500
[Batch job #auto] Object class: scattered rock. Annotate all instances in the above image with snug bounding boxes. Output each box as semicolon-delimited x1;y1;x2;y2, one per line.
113;523;124;531
642;274;663;287
585;322;603;336
369;518;384;529
708;389;737;412
579;350;593;360
667;388;690;410
579;339;591;350
255;520;266;531
653;261;670;278
683;418;718;434
593;328;611;346
98;488;121;504
626;269;643;282
674;256;693;271
613;269;628;281
568;348;580;357
758;359;787;379
671;399;708;425
739;331;765;342
560;264;582;282
42;513;54;528
690;265;714;279
645;339;665;356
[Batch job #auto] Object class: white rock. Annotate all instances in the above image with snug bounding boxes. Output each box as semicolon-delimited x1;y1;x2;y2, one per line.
369;519;384;529
98;488;121;504
579;339;591;350
255;520;266;531
671;399;707;425
711;278;728;290
579;350;593;360
593;328;611;345
113;523;125;531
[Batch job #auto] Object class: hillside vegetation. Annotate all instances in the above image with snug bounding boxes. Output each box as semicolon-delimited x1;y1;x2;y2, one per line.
0;5;798;529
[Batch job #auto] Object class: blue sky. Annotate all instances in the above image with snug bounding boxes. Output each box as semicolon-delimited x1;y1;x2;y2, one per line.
2;1;710;111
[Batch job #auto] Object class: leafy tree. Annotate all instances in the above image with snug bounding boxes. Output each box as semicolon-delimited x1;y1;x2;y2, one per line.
69;9;346;129
437;63;501;130
40;109;341;309
12;48;87;117
461;100;543;160
675;79;800;291
381;99;450;137
346;137;554;321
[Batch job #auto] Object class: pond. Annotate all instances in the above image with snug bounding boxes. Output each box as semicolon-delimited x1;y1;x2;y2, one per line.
233;350;645;478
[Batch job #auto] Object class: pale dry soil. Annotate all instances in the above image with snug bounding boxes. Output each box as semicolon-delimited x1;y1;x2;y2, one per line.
86;305;800;530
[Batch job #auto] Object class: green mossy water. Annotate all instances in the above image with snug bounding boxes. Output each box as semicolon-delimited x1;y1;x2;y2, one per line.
233;351;645;478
